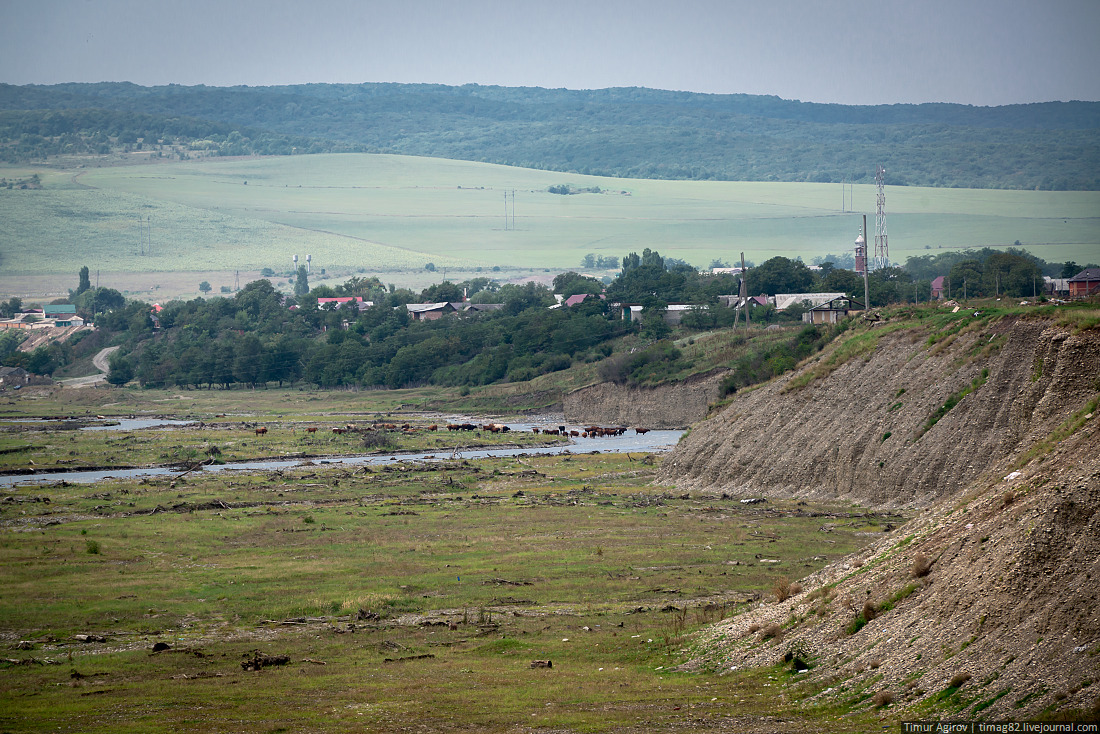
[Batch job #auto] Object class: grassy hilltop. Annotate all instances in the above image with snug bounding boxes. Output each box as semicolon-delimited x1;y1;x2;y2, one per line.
1;154;1098;287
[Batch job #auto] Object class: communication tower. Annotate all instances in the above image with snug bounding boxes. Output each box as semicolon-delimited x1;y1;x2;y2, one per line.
874;166;889;270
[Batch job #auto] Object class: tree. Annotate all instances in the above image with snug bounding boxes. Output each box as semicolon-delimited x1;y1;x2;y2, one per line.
750;257;815;296
1062;261;1081;278
293;266;309;297
77;266;91;295
552;272;603;297
106;352;134;385
199;281;212;294
424;262;436;272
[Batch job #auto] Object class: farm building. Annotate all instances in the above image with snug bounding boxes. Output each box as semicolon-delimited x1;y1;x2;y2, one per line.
405;302;456;321
461;302;504;313
0;366;31;387
773;292;846;310
1067;268;1100;298
1044;277;1070;297
802;295;865;324
43;305;76;318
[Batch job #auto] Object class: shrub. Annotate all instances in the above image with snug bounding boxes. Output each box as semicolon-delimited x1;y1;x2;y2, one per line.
362;431;396;450
773;576;793;602
873;690;895;707
862;601;877;622
85;540;100;554
948;672;972;688
1002;490;1016;507
760;622;782;640
789;582;803;596
911;552;933;578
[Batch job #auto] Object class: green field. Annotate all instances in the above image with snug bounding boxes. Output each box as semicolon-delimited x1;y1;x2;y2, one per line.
2;154;1098;283
0;446;896;732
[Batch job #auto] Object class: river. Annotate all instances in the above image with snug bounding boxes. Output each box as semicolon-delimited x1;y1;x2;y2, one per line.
0;423;684;488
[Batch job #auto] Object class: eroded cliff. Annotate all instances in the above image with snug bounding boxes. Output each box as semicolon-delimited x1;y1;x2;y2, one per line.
660;316;1100;507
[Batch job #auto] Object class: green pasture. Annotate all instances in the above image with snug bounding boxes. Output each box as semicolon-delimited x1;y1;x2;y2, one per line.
1;154;1097;278
0;452;895;732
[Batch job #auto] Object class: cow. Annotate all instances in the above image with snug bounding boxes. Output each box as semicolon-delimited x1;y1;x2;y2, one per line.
254;427;268;436
634;427;650;435
306;427;318;434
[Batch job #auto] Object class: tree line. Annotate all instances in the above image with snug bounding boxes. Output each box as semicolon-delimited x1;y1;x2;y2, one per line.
3;246;1088;389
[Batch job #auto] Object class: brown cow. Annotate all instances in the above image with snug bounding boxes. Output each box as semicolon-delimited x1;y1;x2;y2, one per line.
254;427;268;436
634;427;650;435
306;427;318;434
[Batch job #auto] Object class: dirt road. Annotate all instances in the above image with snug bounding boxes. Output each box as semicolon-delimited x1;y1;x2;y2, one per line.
60;346;118;388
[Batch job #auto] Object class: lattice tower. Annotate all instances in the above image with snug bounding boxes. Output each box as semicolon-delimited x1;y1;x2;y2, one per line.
874;165;889;270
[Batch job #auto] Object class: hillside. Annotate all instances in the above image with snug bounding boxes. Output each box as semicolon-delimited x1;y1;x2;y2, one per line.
661;312;1099;506
659;308;1100;719
2;82;1098;190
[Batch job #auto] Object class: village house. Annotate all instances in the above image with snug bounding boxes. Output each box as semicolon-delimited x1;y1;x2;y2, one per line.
1067;268;1100;298
317;296;373;311
802;295;866;324
931;276;946;300
405;302;456;321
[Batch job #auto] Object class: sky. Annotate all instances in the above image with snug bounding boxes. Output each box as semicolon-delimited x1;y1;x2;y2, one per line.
1;0;1098;106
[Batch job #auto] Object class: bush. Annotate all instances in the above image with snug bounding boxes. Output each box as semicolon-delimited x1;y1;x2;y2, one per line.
862;601;877;625
873;690;895;707
948;672;972;688
362;431;396;450
773;576;793;602
760;622;782;640
911;552;933;578
85;540;100;554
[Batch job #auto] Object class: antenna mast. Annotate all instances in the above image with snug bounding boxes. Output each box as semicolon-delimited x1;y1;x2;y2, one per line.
874;166;889;270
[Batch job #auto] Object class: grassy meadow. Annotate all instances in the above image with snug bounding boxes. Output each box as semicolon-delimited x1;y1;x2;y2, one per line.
0;448;901;732
1;154;1097;292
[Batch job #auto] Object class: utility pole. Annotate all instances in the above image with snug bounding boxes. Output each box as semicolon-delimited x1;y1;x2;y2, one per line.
742;252;750;328
862;214;870;312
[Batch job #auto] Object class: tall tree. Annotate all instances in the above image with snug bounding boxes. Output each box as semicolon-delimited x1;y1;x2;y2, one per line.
77;266;91;295
294;266;309;297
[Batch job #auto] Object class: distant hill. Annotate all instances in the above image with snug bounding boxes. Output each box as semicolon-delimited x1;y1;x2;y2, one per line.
1;82;1098;190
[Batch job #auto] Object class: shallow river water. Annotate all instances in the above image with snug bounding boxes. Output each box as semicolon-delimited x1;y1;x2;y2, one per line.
0;422;684;488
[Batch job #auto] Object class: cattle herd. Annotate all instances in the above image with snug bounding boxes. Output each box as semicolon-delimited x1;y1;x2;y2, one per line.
246;421;651;438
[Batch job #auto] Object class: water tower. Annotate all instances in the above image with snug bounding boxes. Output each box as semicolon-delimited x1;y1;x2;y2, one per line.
854;230;866;275
306;254;311;273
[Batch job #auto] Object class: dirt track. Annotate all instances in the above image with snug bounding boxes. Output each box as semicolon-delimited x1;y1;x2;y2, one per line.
60;345;118;388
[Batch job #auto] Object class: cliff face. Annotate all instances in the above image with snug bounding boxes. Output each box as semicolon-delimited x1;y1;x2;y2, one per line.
667;315;1100;719
659;317;1100;507
562;370;727;429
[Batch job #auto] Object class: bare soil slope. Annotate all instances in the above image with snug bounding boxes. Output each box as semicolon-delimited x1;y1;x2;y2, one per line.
662;314;1100;719
661;317;1099;507
682;415;1099;720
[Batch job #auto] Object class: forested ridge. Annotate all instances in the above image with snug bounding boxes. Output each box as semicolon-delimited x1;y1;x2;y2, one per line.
1;82;1097;189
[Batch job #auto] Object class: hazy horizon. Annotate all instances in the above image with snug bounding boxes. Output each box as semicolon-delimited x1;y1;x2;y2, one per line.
2;0;1099;107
